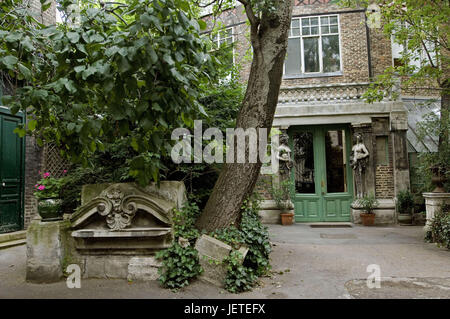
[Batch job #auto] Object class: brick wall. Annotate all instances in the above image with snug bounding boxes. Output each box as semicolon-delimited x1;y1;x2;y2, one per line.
375;166;394;198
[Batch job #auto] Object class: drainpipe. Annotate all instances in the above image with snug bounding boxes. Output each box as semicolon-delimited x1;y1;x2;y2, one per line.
365;11;373;79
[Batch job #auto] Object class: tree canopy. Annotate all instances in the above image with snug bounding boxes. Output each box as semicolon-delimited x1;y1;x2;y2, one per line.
0;0;217;185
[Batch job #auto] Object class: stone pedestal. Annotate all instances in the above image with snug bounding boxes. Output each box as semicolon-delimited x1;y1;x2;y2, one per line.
423;193;450;232
26;220;72;283
258;200;281;224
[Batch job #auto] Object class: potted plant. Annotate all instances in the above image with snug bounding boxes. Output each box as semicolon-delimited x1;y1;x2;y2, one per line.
270;179;294;225
397;189;414;225
34;172;65;221
355;193;379;226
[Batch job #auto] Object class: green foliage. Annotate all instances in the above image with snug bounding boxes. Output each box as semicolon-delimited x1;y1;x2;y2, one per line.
427;204;450;249
269;179;292;211
415;111;450;192
34;172;65;199
0;0;217;185
355;192;379;214
397;189;414;214
155;199;202;289
210;195;272;293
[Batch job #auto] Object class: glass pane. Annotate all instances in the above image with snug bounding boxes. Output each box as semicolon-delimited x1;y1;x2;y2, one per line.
330;16;338;24
321;26;330;34
311;26;319;35
294;132;315;194
291;19;300;28
303;37;320;72
301;18;310;26
302;27;310;35
285;38;301;75
291;28;300;36
320;16;329;25
330;25;339;33
325;130;347;193
310;17;318;26
322;35;341;72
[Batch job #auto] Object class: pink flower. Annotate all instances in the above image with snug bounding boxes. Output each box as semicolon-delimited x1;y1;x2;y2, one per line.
43;172;50;178
34;184;38;188
38;185;45;191
63;170;67;174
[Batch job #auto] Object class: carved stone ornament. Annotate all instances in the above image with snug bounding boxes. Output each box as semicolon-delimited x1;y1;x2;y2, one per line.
71;183;174;232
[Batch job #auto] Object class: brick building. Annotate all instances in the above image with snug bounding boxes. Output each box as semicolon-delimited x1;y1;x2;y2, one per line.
206;1;436;224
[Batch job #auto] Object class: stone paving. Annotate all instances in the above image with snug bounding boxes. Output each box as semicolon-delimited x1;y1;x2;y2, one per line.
0;224;449;298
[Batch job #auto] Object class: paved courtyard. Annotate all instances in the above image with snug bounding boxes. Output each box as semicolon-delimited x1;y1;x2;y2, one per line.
0;224;449;298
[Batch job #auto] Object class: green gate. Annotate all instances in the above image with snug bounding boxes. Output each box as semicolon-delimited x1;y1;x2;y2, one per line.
289;125;353;222
0;107;25;233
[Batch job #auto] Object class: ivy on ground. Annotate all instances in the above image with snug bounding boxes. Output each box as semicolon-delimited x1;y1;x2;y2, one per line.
210;195;272;293
155;200;202;289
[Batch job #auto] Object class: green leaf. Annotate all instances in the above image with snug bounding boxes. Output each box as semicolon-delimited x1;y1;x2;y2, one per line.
1;55;18;69
67;32;80;44
18;63;32;80
28;119;37;131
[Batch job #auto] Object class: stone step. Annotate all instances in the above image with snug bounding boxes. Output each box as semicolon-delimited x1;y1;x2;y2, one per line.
0;230;27;244
0;238;26;250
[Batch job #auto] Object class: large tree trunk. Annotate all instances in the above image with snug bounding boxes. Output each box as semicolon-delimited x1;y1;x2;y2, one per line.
195;1;293;232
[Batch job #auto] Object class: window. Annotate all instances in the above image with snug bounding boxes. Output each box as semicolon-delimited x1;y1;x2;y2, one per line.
210;27;234;68
285;15;341;76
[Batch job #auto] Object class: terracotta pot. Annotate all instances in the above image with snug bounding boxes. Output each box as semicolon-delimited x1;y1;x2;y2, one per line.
280;211;295;225
360;213;375;226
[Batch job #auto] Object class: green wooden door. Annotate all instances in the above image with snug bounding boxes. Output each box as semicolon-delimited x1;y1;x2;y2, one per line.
289;125;353;222
0;109;24;233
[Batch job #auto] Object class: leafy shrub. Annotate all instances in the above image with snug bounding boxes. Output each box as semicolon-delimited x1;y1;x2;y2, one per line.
428;204;450;249
397;189;414;214
269;179;292;211
155;199;202;289
355;192;379;214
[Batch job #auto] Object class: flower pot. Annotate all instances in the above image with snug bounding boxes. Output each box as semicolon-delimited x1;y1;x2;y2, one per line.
280;211;294;225
360;213;375;226
38;198;63;222
397;213;412;225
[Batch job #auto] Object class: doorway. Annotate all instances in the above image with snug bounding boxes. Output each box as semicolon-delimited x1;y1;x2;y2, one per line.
289;125;353;222
0;108;24;233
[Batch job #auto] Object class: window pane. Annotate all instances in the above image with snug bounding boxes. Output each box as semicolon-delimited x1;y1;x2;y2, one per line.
330;16;338;24
322;35;340;72
294;132;315;194
320;16;329;25
291;28;300;36
325;130;347;193
311;26;318;35
285;38;301;75
321;26;330;34
303;37;320;72
302;27;310;35
330;25;338;33
291;19;300;28
301;18;310;26
310;17;318;26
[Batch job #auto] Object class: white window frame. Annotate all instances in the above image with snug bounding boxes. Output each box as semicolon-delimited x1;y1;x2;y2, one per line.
284;14;342;77
211;27;235;65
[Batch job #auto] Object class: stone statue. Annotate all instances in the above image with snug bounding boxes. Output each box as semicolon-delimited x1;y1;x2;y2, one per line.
350;133;369;198
276;133;293;173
